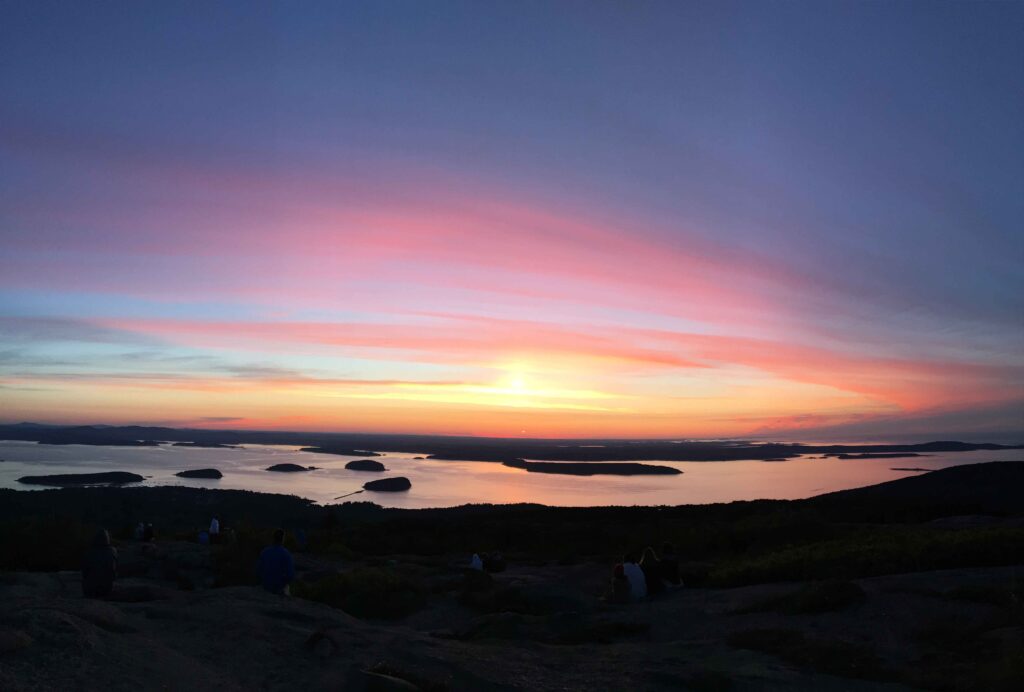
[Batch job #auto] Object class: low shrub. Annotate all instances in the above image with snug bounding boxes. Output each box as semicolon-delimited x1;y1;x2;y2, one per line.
0;516;97;571
736;579;866;614
727;628;894;681
293;567;425;619
710;527;1024;586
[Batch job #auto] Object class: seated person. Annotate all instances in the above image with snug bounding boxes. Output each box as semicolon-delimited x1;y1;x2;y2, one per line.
257;528;295;595
660;542;682;587
82;529;118;599
622;552;647;601
482;550;506;573
611;562;630;603
640;546;665;596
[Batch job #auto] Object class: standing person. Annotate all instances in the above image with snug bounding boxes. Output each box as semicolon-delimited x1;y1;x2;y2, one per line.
257;528;295;595
209;517;220;544
82;529;118;598
622;552;647;601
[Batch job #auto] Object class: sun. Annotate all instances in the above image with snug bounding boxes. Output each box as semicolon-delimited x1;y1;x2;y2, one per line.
508;373;526;393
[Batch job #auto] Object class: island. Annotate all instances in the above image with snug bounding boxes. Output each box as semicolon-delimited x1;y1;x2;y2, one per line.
172;442;242;449
265;463;311;473
39;439;161;447
502;459;682;476
301;446;383;457
828;453;929;460
17;471;145;486
175;468;224;479
363;477;412;492
345;459;386;472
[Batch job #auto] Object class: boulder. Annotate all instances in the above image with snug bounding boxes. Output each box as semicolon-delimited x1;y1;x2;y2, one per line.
362;477;412;492
174;468;223;479
345;459;386;472
265;463;310;473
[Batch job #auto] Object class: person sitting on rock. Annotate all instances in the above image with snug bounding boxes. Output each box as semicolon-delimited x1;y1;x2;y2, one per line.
469;551;484;571
82;529;118;599
622;552;647;601
660;542;682;587
257;528;295;595
209;517;220;544
640;546;664;596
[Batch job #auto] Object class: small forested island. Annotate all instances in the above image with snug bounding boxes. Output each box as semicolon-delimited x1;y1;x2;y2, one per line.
265;463;311;473
17;471;145;486
502;459;682;476
40;439;160;447
174;468;224;479
827;452;928;459
172;442;241;449
301;446;383;457
363;476;412;491
345;459;386;472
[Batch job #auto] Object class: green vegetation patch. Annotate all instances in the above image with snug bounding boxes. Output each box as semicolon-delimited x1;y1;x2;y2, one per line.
735;579;866;614
727;628;895;682
710;527;1024;587
292;567;426;620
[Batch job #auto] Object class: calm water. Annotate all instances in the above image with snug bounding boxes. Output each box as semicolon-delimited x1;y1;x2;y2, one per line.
0;440;1020;508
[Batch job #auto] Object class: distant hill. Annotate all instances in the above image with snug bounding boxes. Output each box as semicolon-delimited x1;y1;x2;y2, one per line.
811;461;1024;516
1;423;1019;463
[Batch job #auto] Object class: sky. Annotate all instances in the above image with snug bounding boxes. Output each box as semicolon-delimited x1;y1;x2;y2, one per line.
1;1;1022;441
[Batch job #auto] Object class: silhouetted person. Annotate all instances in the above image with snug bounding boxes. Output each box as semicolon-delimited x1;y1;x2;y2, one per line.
143;523;154;542
483;550;506;573
82;529;117;598
660;542;682;587
209;517;220;544
622;552;646;601
640;546;664;596
134;522;144;541
257;528;295;595
611;562;630;603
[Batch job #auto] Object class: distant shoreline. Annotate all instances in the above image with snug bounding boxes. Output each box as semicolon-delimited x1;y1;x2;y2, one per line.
1;423;1018;464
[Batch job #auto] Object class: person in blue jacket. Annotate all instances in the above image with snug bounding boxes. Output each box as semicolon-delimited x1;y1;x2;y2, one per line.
257;528;295;595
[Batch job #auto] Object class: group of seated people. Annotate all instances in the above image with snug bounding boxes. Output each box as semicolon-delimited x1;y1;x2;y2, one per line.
611;543;682;602
468;549;507;573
